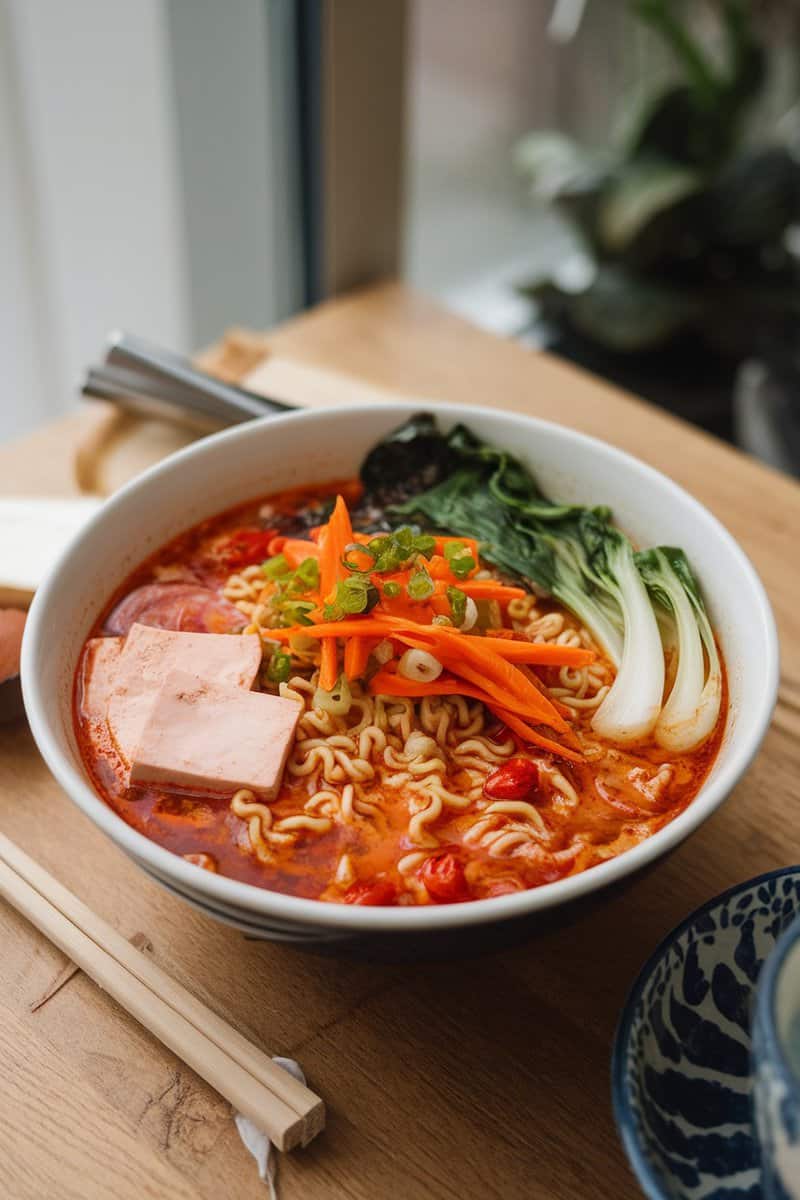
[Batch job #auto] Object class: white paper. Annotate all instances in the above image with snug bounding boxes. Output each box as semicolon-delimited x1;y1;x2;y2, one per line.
234;1057;307;1199
0;497;102;592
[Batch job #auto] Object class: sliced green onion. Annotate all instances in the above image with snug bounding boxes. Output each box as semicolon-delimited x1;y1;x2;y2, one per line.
383;581;402;598
266;650;292;683
432;614;452;626
448;553;476;580
262;553;290;579
447;585;467;627
291;556;319;592
280;600;315;626
324;577;379;620
313;675;352;716
407;565;434;601
342;542;375;572
413;534;436;559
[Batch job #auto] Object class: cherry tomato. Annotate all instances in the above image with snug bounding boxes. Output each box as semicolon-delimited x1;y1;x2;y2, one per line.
484;757;540;802
214;528;277;569
420;853;469;903
343;879;397;906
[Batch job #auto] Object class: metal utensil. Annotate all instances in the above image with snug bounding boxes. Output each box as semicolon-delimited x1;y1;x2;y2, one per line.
81;331;295;428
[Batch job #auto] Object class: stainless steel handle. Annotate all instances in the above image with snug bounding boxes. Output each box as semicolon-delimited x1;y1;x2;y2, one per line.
80;331;295;427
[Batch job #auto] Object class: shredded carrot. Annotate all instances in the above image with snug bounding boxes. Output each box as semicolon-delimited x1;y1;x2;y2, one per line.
267;619;395;642
427;555;453;581
315;496;355;689
319;639;338;691
487;705;584;763
457;581;527;602
268;611;587;730
344;636;376;681
319;495;353;601
368;669;549;723
396;636;566;731
392;627;570;732
368;671;581;761
470;640;594;667
282;538;320;569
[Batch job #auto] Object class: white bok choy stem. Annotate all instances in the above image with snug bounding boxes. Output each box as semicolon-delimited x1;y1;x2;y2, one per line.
591;537;664;743
637;547;721;752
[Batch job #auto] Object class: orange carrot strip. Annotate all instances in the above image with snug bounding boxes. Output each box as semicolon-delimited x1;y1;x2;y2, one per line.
266;619;395;642
319;638;338;691
427;556;452;581
392;634;565;730
368;671;581;761
319;494;354;603
282;538;320;569
488;705;583;763
457;581;527;602
368;671;544;721
469;640;594;667
393;628;569;731
344;636;376;681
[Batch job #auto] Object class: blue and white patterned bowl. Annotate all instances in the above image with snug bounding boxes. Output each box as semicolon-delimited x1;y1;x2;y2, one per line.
753;910;800;1198
612;866;800;1199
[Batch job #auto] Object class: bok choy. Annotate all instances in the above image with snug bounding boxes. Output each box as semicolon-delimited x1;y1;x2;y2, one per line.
372;415;719;751
636;547;722;752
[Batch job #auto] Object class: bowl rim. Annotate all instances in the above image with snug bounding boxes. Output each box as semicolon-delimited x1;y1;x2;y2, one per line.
611;863;800;1200
22;399;780;933
754;907;800;1107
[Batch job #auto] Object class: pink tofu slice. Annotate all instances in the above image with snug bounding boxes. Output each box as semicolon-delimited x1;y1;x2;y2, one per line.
129;670;302;798
79;637;123;726
108;622;261;766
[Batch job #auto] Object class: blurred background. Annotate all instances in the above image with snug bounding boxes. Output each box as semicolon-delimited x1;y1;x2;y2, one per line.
3;0;800;471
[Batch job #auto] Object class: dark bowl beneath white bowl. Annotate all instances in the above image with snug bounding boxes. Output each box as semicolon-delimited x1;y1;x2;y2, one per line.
613;866;800;1199
21;402;779;954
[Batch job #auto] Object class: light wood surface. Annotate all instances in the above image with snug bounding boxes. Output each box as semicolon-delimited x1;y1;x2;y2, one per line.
2;281;798;1199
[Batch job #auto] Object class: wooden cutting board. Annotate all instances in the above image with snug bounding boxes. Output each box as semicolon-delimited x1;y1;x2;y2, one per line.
2;281;799;1200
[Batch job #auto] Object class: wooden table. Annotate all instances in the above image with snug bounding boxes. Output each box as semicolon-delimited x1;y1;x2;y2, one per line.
2;282;798;1199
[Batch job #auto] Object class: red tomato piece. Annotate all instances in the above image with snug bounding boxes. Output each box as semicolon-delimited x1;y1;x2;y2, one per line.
420;853;469;903
104;583;246;636
483;757;540;802
343;879;397;906
213;528;277;569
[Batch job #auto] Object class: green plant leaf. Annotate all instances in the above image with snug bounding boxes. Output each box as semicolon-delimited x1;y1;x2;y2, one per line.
597;158;704;254
514;132;609;201
705;147;800;249
563;267;698;353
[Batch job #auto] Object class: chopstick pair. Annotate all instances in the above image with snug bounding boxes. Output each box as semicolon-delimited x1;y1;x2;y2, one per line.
0;832;324;1151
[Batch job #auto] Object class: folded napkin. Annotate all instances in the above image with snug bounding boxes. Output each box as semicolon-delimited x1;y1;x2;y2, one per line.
0;496;102;605
235;1057;306;1198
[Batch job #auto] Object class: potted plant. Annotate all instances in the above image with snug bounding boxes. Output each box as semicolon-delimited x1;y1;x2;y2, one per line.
516;0;800;441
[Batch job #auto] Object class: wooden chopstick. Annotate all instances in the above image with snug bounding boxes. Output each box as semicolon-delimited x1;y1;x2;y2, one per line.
0;833;324;1151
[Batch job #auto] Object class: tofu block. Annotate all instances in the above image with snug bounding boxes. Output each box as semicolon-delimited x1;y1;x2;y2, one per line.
108;622;261;765
130;670;302;798
79;637;123;725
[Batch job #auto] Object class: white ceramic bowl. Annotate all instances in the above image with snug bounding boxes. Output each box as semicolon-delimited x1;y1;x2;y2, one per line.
22;403;779;954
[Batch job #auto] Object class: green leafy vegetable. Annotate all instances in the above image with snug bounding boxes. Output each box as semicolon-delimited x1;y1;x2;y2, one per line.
376;413;716;748
636;547;721;751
